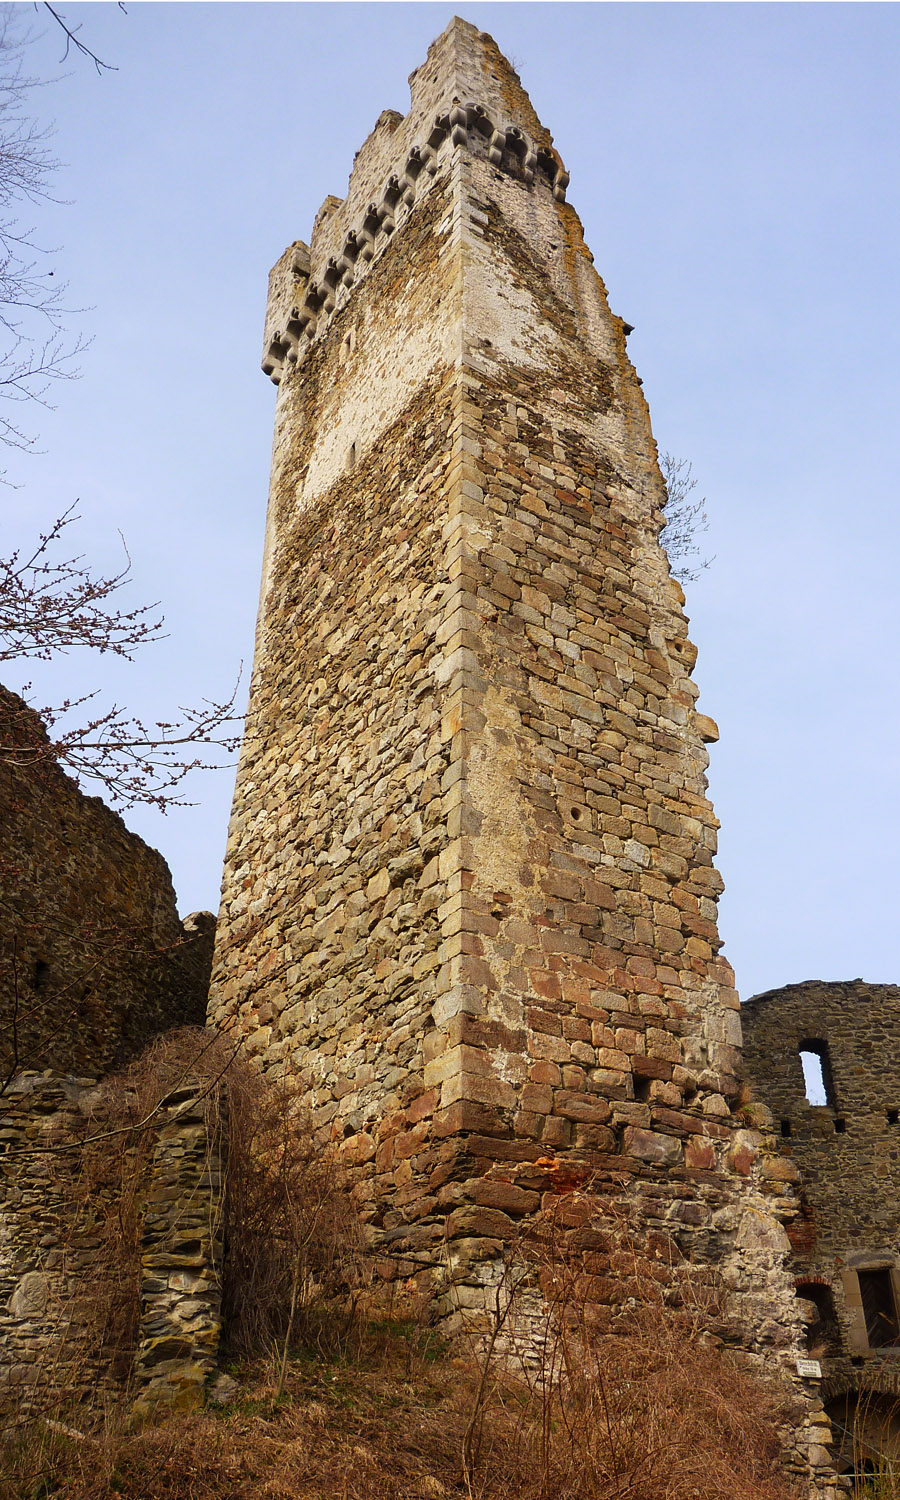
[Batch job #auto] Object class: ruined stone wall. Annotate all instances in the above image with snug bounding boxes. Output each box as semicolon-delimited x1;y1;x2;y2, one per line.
743;981;900;1432
0;687;214;1076
212;21;837;1492
0;688;220;1420
0;1069;224;1424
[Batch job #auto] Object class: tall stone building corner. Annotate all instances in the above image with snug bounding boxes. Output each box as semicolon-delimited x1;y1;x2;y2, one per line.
209;19;839;1494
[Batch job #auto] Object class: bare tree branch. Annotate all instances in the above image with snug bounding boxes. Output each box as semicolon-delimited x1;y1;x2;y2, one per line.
1;675;242;810
39;2;121;76
659;452;714;584
0;499;242;809
0;10;93;471
0;502;164;662
0;19;238;812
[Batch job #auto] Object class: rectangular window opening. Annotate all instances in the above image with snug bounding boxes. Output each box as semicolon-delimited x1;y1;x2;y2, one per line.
858;1268;900;1349
799;1040;837;1109
888;1109;899;1127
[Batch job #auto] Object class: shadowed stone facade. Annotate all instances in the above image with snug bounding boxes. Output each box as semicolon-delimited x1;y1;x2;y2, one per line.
742;981;900;1475
0;687;213;1079
211;20;838;1493
0;687;221;1422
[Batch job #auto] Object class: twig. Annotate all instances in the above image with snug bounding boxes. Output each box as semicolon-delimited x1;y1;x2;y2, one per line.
40;2;119;74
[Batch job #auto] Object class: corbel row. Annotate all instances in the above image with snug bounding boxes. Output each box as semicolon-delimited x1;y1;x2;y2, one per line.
263;99;569;384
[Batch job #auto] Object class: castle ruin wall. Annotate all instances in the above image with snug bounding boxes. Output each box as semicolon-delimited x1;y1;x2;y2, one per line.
0;688;220;1421
743;980;900;1469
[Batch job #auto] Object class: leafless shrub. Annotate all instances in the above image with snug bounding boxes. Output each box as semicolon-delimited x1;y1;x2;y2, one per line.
2;1076;805;1500
46;1028;364;1391
455;1193;802;1500
221;1060;366;1377
0;1219;805;1500
659;451;713;583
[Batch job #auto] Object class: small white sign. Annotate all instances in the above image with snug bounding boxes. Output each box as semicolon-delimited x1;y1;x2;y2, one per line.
796;1359;822;1379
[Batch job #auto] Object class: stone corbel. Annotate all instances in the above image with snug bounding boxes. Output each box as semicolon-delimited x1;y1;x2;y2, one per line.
465;103;492;139
382;174;404;211
449;103;468;147
336;251;356;286
321;259;343;311
262;337;286;384
361;205;381;253
553;167;570;203
429;113;450;153
404;144;434;189
505;127;528;172
373;187;396;236
263;96;571;381
535;147;557;186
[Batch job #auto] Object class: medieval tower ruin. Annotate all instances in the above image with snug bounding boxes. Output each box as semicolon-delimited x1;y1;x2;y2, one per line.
206;17;846;1485
211;14;743;1224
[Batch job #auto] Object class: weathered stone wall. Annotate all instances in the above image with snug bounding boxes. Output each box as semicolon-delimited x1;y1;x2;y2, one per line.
0;687;220;1420
0;1069;224;1424
130;1082;225;1422
0;686;214;1077
0;1073;110;1420
743;980;900;1463
211;20;839;1492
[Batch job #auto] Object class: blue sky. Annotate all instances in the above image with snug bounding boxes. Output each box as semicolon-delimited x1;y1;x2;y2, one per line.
5;2;898;1002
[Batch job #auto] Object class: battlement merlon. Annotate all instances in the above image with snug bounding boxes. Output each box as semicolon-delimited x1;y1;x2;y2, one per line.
260;19;570;383
320;16;566;258
261;240;310;381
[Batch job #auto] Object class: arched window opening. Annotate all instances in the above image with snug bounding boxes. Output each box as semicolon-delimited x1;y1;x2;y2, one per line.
799;1039;836;1108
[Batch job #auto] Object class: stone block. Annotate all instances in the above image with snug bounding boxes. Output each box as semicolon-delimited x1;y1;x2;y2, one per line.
623;1126;683;1168
445;1204;515;1240
471;1179;540;1215
554;1091;610;1125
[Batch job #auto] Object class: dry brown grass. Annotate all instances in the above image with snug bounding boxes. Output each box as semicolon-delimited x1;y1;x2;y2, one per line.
1;1301;803;1500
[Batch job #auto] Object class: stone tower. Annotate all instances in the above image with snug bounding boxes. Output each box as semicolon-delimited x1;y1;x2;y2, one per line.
210;28;830;1473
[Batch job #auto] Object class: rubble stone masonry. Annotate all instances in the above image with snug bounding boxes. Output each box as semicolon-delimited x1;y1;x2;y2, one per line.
0;689;218;1420
743;981;900;1465
0;1072;224;1424
0;687;213;1077
210;20;838;1492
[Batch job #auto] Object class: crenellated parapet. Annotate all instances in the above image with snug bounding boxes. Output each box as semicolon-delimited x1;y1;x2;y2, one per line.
261;98;569;384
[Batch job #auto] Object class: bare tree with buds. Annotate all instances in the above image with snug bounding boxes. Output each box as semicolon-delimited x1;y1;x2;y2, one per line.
0;506;241;809
0;12;240;810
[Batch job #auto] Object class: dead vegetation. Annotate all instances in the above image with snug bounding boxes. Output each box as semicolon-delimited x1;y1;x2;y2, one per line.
1;1029;805;1500
53;1028;365;1387
0;1312;802;1500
